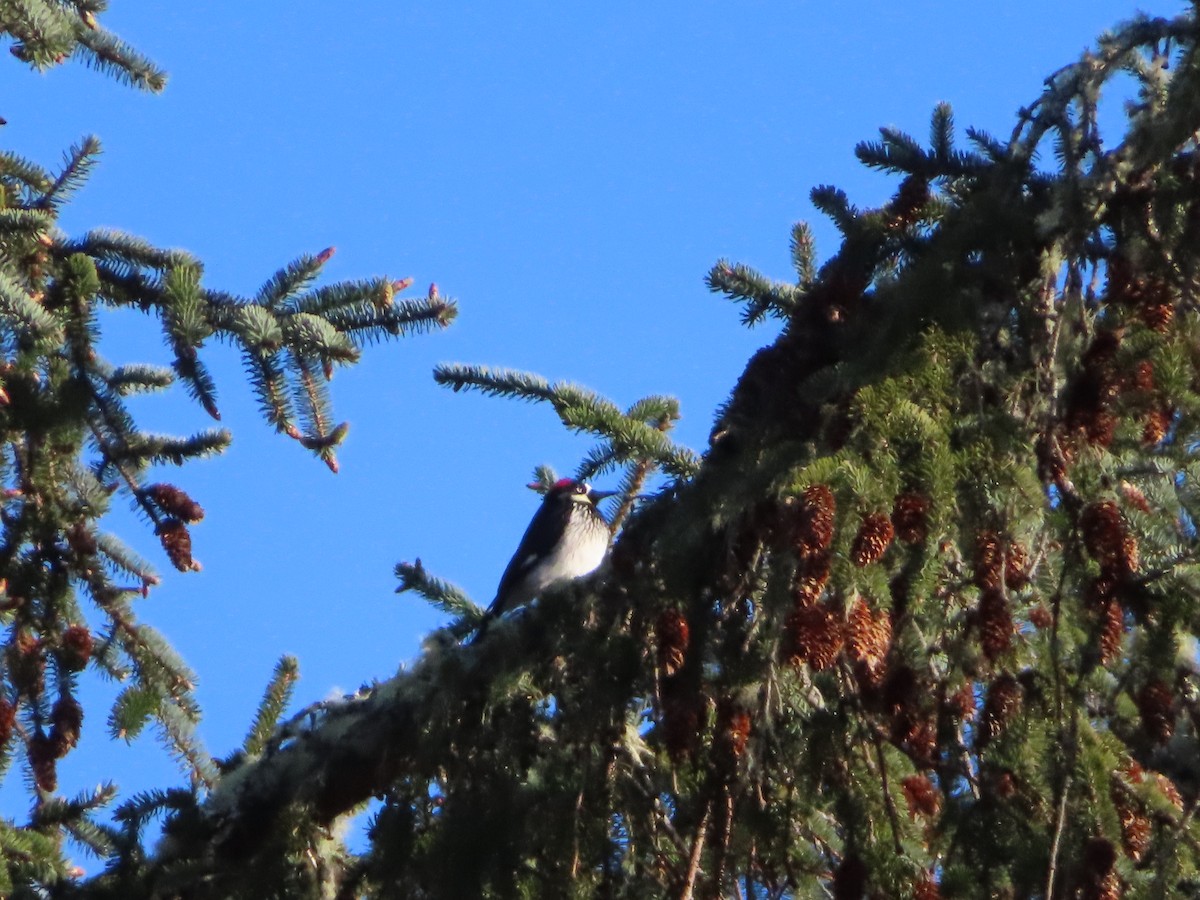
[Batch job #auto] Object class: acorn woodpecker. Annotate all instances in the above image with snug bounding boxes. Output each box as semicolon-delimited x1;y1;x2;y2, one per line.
470;478;615;643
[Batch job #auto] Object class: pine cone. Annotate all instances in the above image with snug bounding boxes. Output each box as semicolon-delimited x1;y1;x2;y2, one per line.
846;597;890;671
1136;679;1174;743
157;518;195;572
49;695;82;758
892;713;938;768
1004;542;1030;589
145;483;205;523
945;682;977;722
9;632;45;699
655;609;689;677
978;589;1013;661
977;674;1022;748
0;697;14;750
973;530;1004;589
1141;300;1174;332
1081;501;1126;566
1111;784;1150;861
1086;409;1117;448
714;698;751;776
792;551;831;607
1085;573;1118;611
901;774;942;819
60;624;92;673
781;603;843;670
1098;601;1124;666
851;513;893;567
1142;407;1172;446
661;684;704;762
912;878;942;900
794;484;836;558
891;491;931;544
1029;604;1053;630
1152;772;1184;810
1119;481;1151;514
1081;838;1120;900
29;732;57;793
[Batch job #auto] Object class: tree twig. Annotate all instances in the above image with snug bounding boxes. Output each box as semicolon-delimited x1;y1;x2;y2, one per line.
679;801;711;900
1045;774;1072;900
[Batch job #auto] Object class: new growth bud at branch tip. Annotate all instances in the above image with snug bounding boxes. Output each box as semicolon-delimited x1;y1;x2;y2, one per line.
316;247;336;265
393;277;413;292
428;283;439;299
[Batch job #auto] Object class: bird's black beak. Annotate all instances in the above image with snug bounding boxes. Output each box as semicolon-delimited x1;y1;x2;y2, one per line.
589;489;619;502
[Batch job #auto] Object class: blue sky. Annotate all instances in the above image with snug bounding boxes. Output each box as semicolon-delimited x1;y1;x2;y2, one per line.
2;0;1158;861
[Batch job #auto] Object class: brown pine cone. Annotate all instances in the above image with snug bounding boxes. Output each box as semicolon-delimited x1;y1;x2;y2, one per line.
977;674;1022;748
60;624;93;673
792;551;831;607
891;491;931;544
1136;679;1174;744
973;530;1004;589
978;589;1013;661
655;609;689;677
1098;601;1124;666
1142;407;1172;446
157;519;195;572
145;483;205;523
794;484;836;559
851;513;893;567
901;774;942;819
846;597;890;671
782;603;843;670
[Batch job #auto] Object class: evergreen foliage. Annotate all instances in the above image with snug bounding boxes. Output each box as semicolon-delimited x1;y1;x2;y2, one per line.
0;10;455;894
6;3;1200;899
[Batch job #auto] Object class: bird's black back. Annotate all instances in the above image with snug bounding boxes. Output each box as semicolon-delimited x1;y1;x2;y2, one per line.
487;487;574;617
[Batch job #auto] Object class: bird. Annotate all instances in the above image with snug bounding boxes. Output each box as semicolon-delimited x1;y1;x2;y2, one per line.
470;478;615;643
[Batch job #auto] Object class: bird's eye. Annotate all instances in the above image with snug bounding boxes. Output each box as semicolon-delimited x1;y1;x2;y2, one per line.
576;483;589;494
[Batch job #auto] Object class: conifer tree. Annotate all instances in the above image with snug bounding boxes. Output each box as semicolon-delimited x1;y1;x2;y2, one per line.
95;8;1200;899
0;5;454;894
10;4;1200;900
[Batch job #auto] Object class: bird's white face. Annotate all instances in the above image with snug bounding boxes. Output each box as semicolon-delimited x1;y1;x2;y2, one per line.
568;482;593;504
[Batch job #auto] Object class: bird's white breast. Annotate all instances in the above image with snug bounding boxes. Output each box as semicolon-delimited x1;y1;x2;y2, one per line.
522;527;609;597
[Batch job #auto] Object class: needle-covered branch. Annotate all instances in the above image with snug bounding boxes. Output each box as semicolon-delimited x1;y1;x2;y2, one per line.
113;9;1200;896
394;558;478;622
1;0;167;91
0;17;457;881
433;363;698;478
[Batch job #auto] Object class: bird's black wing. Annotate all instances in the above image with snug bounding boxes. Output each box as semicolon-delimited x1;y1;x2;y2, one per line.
487;494;571;616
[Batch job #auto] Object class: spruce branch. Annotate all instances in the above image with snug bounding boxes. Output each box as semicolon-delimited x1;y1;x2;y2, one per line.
70;21;167;91
37;134;102;210
790;221;817;287
394;558;479;621
706;259;800;326
241;656;300;758
434;364;699;479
